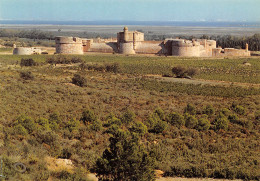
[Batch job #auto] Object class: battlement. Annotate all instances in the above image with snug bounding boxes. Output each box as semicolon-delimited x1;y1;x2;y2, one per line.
55;36;82;44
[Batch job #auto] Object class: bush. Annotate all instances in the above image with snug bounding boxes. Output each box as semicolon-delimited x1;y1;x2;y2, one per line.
81;109;96;124
171;66;186;77
46;55;83;64
147;114;167;134
228;114;240;124
65;118;80;132
231;103;246;115
197;117;211;131
184;103;196;115
130;121;148;136
167;112;185;128
153;107;165;121
14;115;36;134
20;58;37;67
105;63;120;73
172;66;198;78
20;71;34;80
35;118;51;131
105;114;122;127
13;124;28;136
213;114;229;131
184;114;198;129
72;74;87;87
221;108;231;116
203;105;215;116
121;109;135;125
90;119;103;132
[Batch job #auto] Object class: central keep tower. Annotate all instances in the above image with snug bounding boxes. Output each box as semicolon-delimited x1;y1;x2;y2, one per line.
117;27;144;54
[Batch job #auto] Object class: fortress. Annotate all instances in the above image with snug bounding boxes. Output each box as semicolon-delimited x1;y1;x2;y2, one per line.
55;27;250;57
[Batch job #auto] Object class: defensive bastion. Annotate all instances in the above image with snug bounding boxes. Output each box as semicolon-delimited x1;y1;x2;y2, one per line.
55;27;250;57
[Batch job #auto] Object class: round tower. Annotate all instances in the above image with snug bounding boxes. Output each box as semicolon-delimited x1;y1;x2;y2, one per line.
55;36;83;54
172;40;200;57
123;26;128;42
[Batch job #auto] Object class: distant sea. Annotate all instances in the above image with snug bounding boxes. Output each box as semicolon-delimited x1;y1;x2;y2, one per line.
1;20;260;27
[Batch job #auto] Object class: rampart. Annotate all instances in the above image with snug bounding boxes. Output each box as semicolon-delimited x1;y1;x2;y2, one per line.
54;27;250;57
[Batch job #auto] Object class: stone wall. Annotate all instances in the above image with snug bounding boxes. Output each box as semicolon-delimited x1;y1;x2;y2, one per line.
89;42;118;53
13;47;42;55
212;48;250;57
135;41;165;54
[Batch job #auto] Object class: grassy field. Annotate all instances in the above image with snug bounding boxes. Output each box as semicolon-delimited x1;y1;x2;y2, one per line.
0;54;259;83
0;54;259;180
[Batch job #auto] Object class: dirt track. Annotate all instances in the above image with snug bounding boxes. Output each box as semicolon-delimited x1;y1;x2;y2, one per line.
145;75;260;88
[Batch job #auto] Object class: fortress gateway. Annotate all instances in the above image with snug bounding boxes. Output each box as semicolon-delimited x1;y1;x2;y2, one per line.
55;27;250;57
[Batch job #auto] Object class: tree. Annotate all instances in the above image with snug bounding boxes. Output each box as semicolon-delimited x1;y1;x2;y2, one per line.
95;129;155;181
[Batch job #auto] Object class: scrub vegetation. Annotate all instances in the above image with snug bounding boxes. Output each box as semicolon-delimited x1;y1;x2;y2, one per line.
0;54;259;180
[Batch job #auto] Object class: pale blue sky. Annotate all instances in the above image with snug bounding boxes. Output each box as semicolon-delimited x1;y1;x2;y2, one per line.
0;0;259;21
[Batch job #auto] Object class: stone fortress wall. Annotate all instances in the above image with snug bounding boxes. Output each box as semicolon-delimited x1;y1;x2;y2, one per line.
55;27;250;57
13;47;42;55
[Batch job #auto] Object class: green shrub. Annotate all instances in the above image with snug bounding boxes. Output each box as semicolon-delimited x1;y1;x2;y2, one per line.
213;114;229;131
203;105;215;116
228;114;240;124
184;103;196;115
13;124;28;136
20;58;37;66
20;71;34;80
167;112;185;128
65;118;80;132
36;118;50;130
184;114;198;129
221;108;231;116
90;119;103;131
152;120;167;134
231;103;246;115
171;66;186;78
80;109;96;124
72;74;87;87
105;114;122;127
105;63;120;73
197;117;211;131
14;115;36;133
147;114;167;134
130;121;148;136
153;107;165;121
172;66;198;78
121;109;135;125
49;112;61;130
